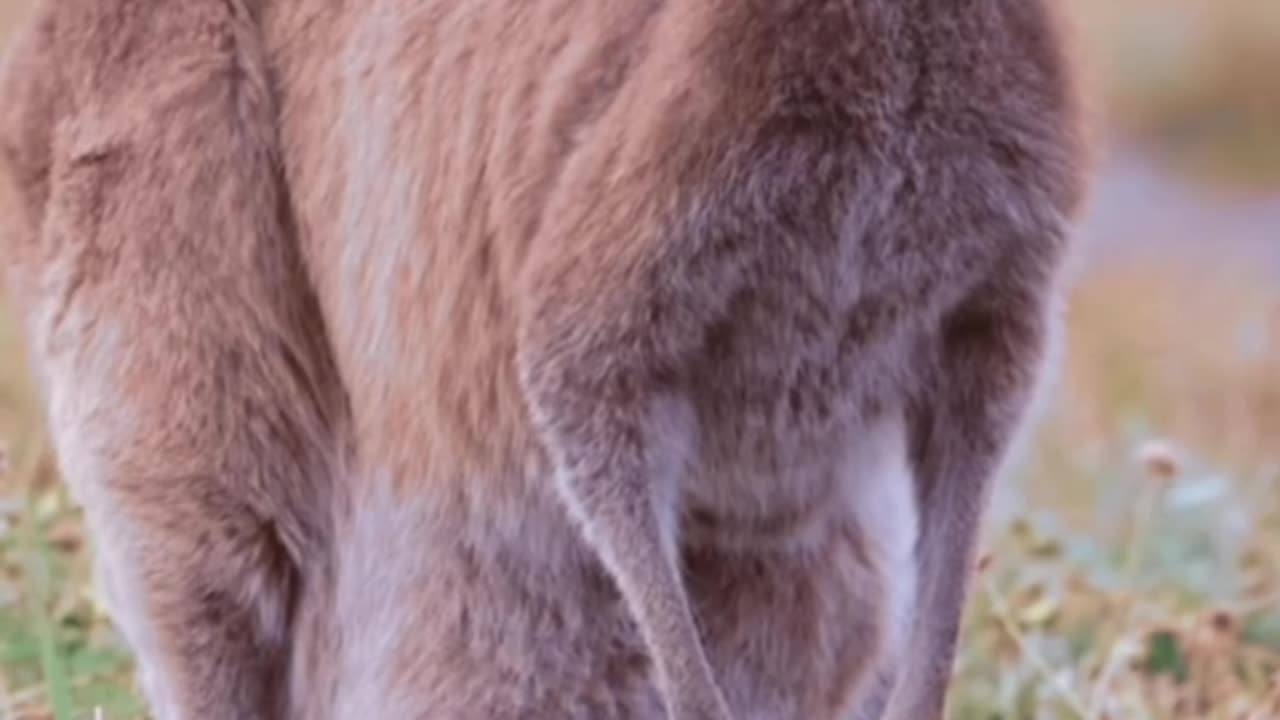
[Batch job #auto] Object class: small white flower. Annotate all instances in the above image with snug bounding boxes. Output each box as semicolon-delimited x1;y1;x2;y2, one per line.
1134;438;1184;481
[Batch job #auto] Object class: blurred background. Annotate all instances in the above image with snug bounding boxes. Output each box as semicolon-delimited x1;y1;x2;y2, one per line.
1;2;1278;718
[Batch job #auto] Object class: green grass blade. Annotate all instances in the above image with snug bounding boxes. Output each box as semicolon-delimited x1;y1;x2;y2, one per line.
18;445;75;720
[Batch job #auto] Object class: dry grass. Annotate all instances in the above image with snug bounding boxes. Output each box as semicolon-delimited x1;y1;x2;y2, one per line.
952;259;1280;719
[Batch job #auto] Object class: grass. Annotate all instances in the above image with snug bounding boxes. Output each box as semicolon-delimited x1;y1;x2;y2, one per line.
950;260;1280;719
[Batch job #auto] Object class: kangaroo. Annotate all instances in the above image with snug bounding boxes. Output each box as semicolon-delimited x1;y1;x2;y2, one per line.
0;0;1089;718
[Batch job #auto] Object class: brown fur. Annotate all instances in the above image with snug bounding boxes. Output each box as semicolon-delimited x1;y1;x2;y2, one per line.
0;1;1089;718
